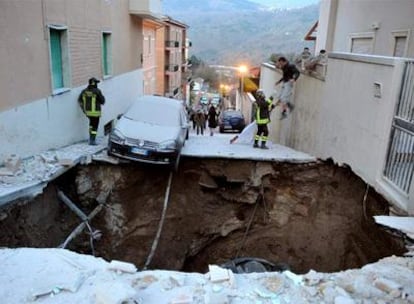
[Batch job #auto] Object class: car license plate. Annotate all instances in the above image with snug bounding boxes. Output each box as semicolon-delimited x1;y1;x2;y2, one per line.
224;126;232;129
131;147;148;155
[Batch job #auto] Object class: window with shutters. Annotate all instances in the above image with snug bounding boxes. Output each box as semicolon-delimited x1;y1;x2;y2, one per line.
48;26;70;94
348;32;375;55
102;32;112;77
392;30;410;57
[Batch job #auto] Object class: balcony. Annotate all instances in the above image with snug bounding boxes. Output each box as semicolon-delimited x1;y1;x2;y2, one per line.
129;0;162;20
182;59;192;67
165;40;180;48
165;64;179;75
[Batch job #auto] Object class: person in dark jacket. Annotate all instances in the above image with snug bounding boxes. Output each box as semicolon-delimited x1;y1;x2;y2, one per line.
275;56;300;120
78;77;105;145
254;90;275;149
194;108;205;136
207;103;218;136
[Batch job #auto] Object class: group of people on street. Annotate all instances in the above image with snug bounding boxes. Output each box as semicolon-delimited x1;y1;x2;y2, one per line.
190;102;219;136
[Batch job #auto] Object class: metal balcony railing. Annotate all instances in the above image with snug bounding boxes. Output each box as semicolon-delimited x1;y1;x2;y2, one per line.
165;40;179;48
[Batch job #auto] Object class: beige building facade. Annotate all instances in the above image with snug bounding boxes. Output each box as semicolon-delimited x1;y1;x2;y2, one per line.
143;20;162;95
0;0;162;160
317;0;414;58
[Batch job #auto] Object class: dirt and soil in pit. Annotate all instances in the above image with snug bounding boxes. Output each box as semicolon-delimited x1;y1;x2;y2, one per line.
0;159;406;274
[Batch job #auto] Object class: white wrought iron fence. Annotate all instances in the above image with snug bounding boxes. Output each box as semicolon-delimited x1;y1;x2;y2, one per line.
384;61;414;194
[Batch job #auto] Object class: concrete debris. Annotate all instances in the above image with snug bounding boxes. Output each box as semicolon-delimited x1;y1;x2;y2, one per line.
263;276;284;293
0;248;414;303
170;293;193;304
304;269;324;286
283;270;303;285
373;277;402;296
40;152;57;163
94;282;136;304
4;154;21;172
208;265;231;283
57;153;78;166
132;275;159;290
334;295;356;304
204;290;230;304
0;167;16;176
107;260;138;274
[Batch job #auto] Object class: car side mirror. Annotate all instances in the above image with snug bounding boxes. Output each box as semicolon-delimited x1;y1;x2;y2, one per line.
117;114;123;120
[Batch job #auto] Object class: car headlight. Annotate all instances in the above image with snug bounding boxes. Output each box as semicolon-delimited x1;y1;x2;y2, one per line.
159;140;176;150
110;129;125;144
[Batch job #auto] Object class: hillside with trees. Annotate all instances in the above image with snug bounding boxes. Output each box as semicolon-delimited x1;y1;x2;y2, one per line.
164;0;319;66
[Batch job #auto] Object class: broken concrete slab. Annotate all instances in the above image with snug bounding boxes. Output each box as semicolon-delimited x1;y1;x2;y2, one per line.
0;142;106;207
57;153;80;166
208;265;232;283
182;133;316;163
0;167;16;176
374;216;414;239
4;154;21;172
107;260;138;274
92;152;121;165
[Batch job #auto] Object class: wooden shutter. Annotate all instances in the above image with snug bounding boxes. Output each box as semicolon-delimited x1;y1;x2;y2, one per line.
50;29;63;89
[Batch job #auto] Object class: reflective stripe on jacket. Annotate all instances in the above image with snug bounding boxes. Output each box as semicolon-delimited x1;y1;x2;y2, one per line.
78;86;105;117
255;97;273;125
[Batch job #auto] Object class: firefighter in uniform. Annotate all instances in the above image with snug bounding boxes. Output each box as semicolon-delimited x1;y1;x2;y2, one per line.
254;90;275;149
78;77;105;145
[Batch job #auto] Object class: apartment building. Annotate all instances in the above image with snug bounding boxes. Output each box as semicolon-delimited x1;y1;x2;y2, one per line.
317;0;414;57
0;0;165;160
156;16;191;102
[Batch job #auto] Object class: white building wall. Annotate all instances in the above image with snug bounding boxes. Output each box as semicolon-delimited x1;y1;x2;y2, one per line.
0;70;143;161
315;0;338;53
260;54;412;214
323;0;414;57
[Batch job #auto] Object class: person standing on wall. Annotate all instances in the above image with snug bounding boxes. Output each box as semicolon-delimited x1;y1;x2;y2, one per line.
78;77;105;145
275;56;300;120
254;90;275;149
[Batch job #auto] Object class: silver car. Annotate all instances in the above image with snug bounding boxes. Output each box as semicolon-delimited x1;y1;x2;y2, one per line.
108;95;189;170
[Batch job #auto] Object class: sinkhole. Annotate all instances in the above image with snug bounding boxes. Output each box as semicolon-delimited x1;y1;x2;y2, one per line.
0;159;407;274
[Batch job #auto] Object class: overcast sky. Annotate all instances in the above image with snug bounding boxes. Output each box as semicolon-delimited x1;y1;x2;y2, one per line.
249;0;319;9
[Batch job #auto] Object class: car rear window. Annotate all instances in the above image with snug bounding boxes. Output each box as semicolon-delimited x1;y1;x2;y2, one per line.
224;111;242;117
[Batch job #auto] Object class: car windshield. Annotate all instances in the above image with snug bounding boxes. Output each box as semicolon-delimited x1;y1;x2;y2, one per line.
124;101;180;127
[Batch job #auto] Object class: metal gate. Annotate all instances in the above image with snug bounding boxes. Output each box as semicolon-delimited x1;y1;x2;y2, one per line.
384;61;414;194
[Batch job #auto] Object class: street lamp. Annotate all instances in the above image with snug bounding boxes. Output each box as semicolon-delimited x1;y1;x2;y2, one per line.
238;65;248;93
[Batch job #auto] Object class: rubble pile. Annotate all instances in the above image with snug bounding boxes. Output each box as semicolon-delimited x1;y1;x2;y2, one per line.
0;248;413;303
